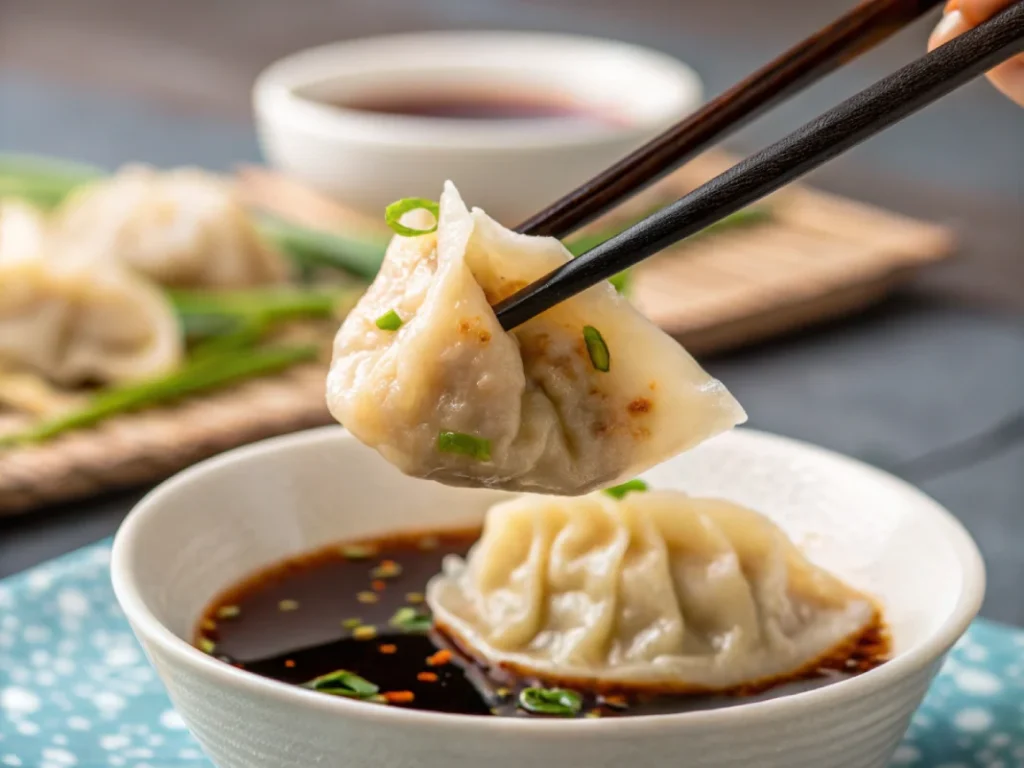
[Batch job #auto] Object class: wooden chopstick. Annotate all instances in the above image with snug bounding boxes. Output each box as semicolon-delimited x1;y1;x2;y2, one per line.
516;0;946;239
495;1;1024;331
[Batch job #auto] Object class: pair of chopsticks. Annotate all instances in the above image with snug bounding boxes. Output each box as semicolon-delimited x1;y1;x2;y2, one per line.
495;0;1024;331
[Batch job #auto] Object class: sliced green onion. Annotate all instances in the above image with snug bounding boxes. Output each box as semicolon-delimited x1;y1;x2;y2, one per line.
604;479;649;500
341;544;377;560
215;605;241;620
375;309;403;331
302;669;379;699
389;607;433;634
384;197;440;237
607;270;631;294
518;687;583;717
197;637;217;655
582;326;610;372
437;431;491;461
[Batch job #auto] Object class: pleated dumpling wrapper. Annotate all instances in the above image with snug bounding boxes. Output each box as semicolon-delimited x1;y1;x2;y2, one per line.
427;489;880;693
0;256;182;386
51;165;287;289
327;183;746;494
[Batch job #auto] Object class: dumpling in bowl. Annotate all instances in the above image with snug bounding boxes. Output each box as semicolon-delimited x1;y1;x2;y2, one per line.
327;183;745;495
51;165;287;288
0;257;182;386
427;488;880;693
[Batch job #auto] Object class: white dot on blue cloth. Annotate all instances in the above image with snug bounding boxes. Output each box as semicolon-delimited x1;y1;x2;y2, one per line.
953;707;994;733
953;668;1003;695
890;745;921;764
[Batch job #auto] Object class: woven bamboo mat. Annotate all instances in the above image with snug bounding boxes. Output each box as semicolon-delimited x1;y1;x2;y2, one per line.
0;155;954;515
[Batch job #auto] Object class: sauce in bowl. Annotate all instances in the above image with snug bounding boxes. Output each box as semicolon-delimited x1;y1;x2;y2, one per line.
196;529;891;719
310;88;625;127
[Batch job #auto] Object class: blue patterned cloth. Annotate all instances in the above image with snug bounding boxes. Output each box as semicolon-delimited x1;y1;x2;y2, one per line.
0;541;1021;768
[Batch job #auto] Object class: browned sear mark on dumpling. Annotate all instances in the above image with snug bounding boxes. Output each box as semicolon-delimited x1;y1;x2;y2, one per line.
457;317;492;344
627;397;652;415
482;279;529;305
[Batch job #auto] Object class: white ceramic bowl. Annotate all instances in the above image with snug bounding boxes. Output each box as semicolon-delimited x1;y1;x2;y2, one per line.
253;31;702;223
111;427;984;768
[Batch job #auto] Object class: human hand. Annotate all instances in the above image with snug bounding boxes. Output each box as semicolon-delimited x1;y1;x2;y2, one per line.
929;0;1024;105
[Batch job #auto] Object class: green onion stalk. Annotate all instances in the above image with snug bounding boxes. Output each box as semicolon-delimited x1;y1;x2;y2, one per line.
0;344;319;448
564;206;771;295
0;154;104;210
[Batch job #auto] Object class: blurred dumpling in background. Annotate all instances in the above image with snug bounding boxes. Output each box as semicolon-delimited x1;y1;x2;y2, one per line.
327;182;745;496
0;200;48;264
51;166;288;288
428;489;880;693
0;256;183;386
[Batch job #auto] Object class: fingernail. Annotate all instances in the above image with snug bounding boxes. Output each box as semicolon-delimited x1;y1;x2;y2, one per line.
929;9;968;51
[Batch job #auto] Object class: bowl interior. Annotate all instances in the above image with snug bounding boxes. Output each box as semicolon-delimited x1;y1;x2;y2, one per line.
259;31;702;137
117;426;980;664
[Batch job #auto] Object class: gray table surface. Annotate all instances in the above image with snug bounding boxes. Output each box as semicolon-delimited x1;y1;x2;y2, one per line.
0;4;1021;624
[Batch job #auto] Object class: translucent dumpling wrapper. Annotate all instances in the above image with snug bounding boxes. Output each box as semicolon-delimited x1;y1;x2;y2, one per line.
0;257;183;386
427;490;880;693
327;183;746;495
51;165;288;288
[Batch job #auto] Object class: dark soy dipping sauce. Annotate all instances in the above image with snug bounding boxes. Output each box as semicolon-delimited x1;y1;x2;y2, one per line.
197;529;890;719
318;89;624;126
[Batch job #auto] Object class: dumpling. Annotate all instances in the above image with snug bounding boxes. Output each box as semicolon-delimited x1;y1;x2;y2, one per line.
51;165;287;288
327;183;745;495
427;489;879;693
0;201;48;264
0;257;183;386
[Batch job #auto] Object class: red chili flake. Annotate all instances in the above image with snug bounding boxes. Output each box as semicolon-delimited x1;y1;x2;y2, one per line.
426;649;452;667
378;644;397;655
383;691;415;704
417;672;438;683
284;659;296;668
372;580;387;592
370;560;403;579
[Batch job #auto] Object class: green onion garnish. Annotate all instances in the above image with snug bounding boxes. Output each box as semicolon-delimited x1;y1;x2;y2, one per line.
437;431;492;461
607;270;631;294
518;687;583;717
385;197;440;237
197;637;217;655
582;326;610;372
375;309;403;331
215;605;241;620
389;607;433;634
341;544;377;560
302;669;379;699
604;479;649;500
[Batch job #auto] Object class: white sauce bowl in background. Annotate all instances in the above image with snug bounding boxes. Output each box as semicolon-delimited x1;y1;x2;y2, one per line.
253;31;703;224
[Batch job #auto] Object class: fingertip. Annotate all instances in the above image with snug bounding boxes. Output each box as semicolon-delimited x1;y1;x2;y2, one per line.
987;59;1024;106
929;9;969;51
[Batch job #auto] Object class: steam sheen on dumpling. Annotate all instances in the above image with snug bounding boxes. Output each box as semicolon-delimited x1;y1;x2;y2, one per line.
52;166;287;288
327;183;746;495
427;490;879;693
0;257;183;386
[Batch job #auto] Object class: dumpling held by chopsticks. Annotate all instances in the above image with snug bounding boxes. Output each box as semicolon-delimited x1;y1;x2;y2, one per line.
327;182;745;495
